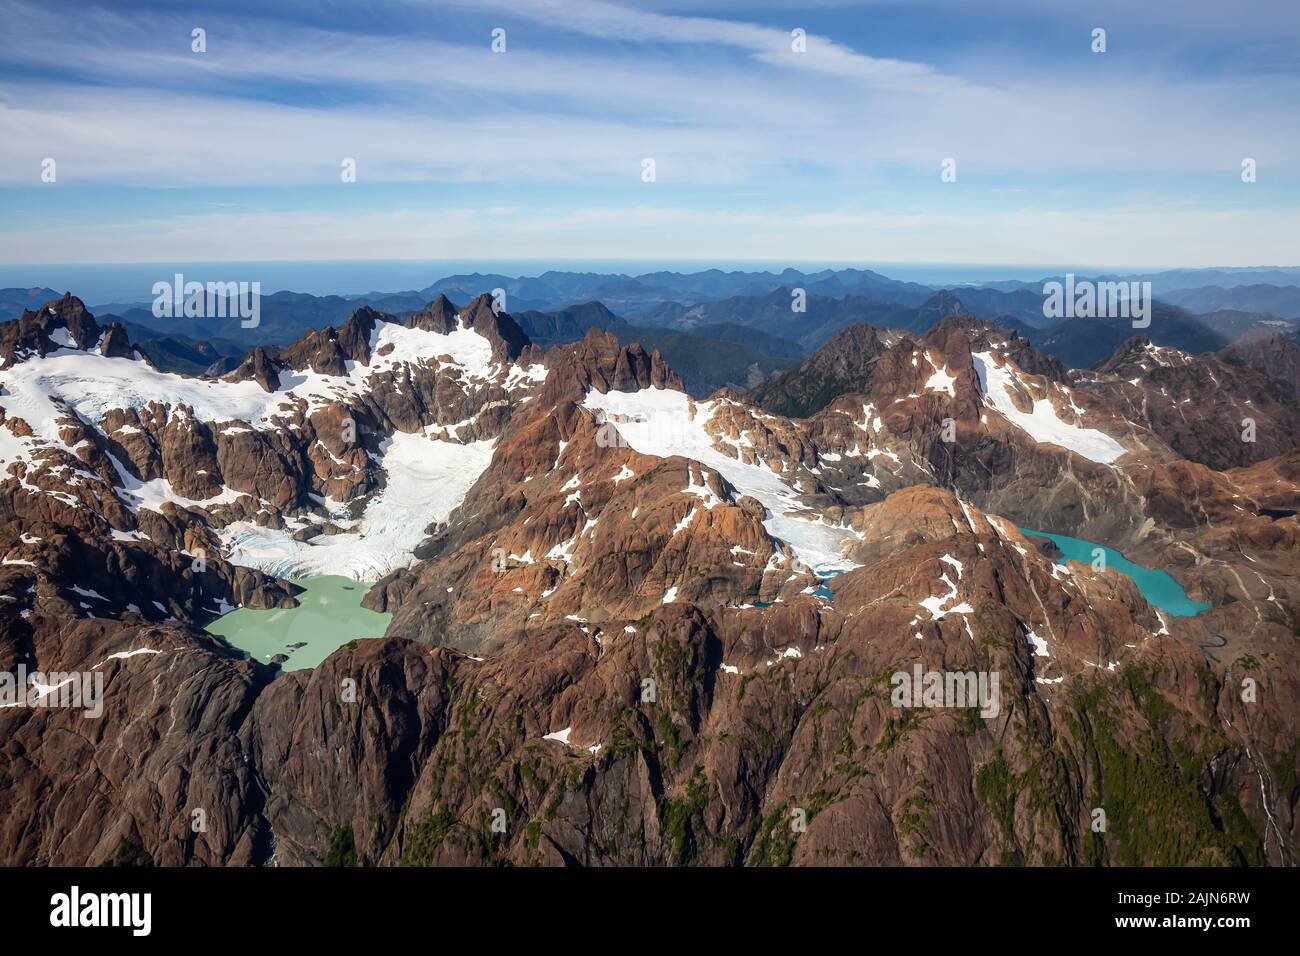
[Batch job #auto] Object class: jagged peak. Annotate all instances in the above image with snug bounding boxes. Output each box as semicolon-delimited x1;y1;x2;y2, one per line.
222;345;284;393
1094;334;1191;375
405;293;459;334
921;311;1007;344
826;321;887;348
540;326;684;404
403;293;532;363
0;294;149;368
459;294;532;363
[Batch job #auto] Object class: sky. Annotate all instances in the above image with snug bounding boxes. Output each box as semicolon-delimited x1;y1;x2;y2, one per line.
1;0;1298;270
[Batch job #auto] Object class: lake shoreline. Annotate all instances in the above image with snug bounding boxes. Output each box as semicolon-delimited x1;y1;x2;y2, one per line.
1019;528;1210;618
204;575;392;671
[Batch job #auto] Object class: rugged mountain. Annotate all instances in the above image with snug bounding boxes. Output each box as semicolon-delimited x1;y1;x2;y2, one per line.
510;303;801;398
750;317;1064;419
0;291;546;587
749;323;901;417
322;315;1296;866
1220;328;1300;397
1072;335;1300;470
1;295;1296;869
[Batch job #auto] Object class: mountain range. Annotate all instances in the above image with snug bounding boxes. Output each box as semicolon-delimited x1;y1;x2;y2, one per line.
7;265;1297;377
1;289;1297;867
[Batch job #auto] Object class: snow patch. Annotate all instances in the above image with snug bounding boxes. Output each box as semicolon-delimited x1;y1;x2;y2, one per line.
972;352;1126;464
583;387;858;572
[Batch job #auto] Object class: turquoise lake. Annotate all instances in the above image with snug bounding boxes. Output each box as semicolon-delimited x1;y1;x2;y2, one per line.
205;576;392;671
1020;529;1210;617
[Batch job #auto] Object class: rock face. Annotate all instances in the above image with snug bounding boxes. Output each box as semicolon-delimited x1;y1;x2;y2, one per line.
246;486;1296;867
223;346;283;392
1220;328;1300;397
1076;335;1300;469
1;292;129;368
0;619;275;866
1;296;1297;869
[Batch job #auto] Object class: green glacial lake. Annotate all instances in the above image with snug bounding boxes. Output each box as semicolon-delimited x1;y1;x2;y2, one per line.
205;576;391;671
1020;529;1211;618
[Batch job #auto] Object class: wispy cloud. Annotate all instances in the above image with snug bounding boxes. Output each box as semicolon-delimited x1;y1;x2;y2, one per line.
0;0;1296;265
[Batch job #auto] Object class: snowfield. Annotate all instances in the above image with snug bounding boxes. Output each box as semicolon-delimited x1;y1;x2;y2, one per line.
582;386;859;572
971;351;1126;465
0;317;520;581
0;318;502;470
220;433;495;581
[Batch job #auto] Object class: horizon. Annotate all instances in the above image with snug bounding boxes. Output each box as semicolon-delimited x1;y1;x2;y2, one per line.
6;259;1300;307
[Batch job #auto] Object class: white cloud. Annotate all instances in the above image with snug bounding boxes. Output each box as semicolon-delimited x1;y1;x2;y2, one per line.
1;0;1297;188
0;0;1296;267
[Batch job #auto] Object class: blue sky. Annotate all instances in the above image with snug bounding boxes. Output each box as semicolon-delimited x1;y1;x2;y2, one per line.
1;0;1297;268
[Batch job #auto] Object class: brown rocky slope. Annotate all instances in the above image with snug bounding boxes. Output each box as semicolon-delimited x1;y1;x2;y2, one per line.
0;300;1295;867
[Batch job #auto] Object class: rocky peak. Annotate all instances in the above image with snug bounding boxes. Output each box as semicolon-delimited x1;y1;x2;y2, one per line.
277;306;393;376
929;314;1070;383
336;306;386;365
1094;335;1197;377
404;293;532;363
921;312;985;346
864;320;983;423
1094;334;1155;374
277;327;348;376
1;293;105;367
405;293;459;334
460;293;532;363
222;345;284;392
41;292;101;348
826;321;888;359
920;313;980;356
540;327;683;405
750;321;894;417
